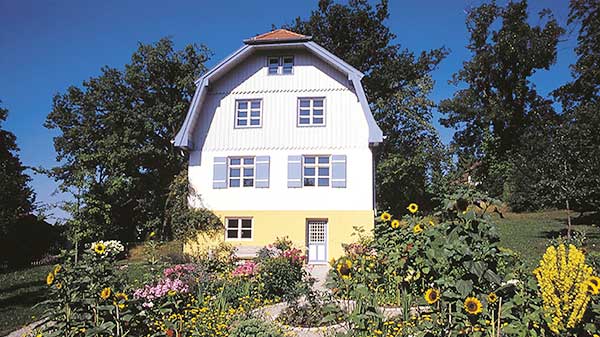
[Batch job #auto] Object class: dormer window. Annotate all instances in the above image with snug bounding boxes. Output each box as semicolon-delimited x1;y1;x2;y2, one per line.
297;97;325;126
267;56;294;75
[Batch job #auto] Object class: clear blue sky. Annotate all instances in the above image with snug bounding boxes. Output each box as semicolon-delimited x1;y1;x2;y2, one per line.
0;0;576;222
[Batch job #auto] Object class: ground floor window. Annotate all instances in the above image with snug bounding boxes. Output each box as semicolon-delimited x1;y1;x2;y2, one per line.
226;218;253;240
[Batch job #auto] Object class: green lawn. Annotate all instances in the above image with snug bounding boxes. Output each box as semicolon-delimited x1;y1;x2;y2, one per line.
496;209;600;269
0;264;52;336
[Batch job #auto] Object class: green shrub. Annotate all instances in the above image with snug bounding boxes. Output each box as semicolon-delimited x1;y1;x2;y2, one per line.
259;256;309;301
229;318;284;337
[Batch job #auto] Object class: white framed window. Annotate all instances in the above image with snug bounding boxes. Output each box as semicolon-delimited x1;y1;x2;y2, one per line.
226;218;253;240
303;155;330;187
298;97;325;126
228;157;255;187
235;99;262;128
267;56;294;75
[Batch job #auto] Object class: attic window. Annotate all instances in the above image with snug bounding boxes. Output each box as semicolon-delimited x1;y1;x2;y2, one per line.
267;56;294;75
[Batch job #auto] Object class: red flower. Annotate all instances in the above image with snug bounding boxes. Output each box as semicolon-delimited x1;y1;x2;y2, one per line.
166;329;175;337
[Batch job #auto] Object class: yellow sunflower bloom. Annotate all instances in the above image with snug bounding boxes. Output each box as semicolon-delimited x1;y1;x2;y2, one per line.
464;297;483;315
100;287;111;300
46;272;54;285
93;242;107;255
424;288;440;304
391;219;401;229
487;292;498;303
413;224;423;234
407;203;419;214
380;212;392;222
337;259;352;279
53;264;62;274
55;282;62;290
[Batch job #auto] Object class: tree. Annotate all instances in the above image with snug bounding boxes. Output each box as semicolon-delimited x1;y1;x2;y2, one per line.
163;169;221;241
439;0;564;198
45;39;211;242
551;0;600;212
287;0;448;213
0;101;35;236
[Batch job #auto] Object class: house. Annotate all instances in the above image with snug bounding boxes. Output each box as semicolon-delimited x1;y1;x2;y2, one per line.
174;29;383;263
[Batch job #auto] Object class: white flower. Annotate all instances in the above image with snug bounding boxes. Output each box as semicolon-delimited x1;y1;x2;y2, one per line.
90;240;125;257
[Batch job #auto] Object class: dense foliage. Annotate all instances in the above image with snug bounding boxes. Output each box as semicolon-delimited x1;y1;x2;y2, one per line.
0;101;34;236
328;192;600;336
45;39;211;242
163;169;222;240
439;0;564;199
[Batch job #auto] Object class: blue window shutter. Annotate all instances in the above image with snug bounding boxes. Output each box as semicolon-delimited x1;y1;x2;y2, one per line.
213;157;227;189
331;155;347;188
255;156;270;188
287;155;302;188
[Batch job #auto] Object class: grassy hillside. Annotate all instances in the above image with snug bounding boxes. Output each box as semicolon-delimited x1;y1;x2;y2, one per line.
496;209;600;269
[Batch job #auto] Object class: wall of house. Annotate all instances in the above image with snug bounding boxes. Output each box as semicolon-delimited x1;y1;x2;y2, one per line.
183;209;375;261
184;46;376;259
191;50;370;152
189;148;373;211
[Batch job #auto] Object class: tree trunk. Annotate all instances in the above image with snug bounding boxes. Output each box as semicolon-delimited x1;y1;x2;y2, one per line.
566;199;572;240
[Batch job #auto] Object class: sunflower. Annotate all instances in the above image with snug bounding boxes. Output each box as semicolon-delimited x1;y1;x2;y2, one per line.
391;219;401;229
114;292;128;309
46;272;54;285
381;212;392;222
487;292;498;303
464;297;483;315
55;282;62;290
100;287;112;300
53;264;62;274
337;259;353;279
424;288;440;304
93;242;107;255
413;224;423;234
407;203;419;214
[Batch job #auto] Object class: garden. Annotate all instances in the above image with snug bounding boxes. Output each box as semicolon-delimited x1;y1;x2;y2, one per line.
19;189;598;337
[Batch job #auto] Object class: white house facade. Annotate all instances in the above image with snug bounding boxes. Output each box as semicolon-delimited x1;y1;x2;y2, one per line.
174;29;383;263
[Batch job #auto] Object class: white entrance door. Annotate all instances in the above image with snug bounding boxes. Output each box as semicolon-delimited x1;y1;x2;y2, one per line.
307;220;328;264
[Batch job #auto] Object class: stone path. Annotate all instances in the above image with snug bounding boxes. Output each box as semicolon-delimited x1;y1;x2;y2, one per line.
306;264;330;291
4;320;42;337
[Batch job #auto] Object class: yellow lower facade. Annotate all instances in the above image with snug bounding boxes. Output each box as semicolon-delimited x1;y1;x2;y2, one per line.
183;210;374;262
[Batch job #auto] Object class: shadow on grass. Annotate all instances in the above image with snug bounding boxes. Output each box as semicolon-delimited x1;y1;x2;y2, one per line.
572;212;600;227
0;280;45;294
0;287;46;309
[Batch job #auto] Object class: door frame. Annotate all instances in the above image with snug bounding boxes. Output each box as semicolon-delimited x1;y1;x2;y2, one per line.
306;218;328;264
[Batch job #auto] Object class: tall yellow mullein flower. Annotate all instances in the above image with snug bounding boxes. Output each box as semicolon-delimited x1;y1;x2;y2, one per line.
534;244;595;333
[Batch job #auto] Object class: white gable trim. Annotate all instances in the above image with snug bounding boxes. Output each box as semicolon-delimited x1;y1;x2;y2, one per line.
174;42;383;149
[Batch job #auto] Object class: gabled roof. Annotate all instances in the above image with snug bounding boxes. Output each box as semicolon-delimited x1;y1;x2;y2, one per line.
174;31;384;149
244;29;312;45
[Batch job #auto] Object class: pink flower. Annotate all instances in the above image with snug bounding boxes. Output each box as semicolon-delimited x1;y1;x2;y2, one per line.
232;260;258;278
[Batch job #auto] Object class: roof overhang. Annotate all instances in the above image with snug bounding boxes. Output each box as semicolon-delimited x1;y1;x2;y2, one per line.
174;41;384;150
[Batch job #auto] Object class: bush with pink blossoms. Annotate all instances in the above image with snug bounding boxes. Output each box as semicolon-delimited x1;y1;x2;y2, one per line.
133;263;198;308
282;247;306;265
232;260;258;278
133;277;190;307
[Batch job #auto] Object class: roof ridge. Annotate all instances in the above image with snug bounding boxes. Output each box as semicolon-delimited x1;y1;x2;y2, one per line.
244;29;311;45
